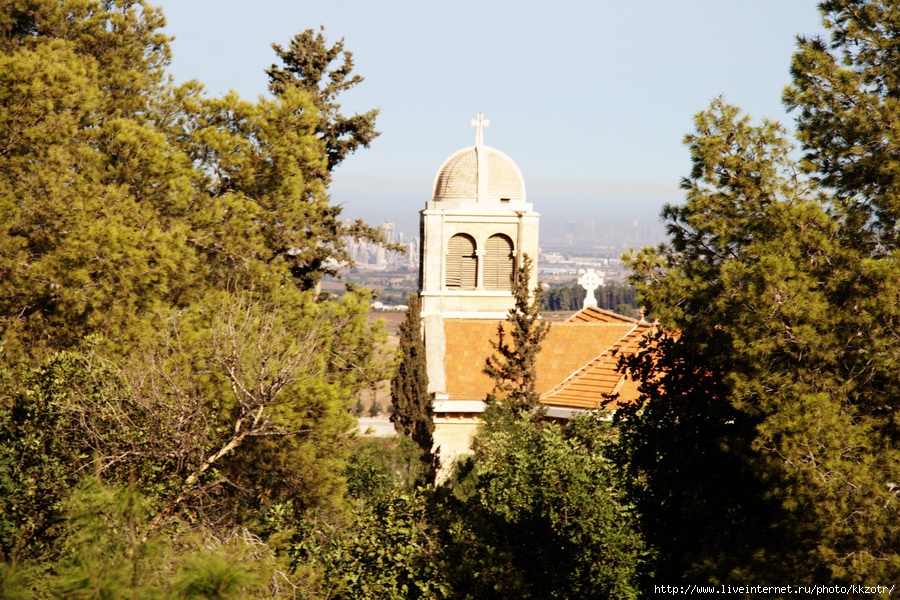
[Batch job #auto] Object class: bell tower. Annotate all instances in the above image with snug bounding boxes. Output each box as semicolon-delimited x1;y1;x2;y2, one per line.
419;115;540;395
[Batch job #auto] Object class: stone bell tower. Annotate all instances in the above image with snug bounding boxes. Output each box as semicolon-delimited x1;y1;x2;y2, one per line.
419;114;540;402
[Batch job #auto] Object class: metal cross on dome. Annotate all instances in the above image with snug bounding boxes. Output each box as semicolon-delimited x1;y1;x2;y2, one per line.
471;113;489;146
579;269;603;309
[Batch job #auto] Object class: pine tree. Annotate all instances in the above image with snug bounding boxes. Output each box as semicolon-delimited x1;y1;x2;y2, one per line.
483;254;549;416
389;294;437;481
0;1;198;361
266;26;379;172
261;26;399;289
785;0;900;252
621;93;900;584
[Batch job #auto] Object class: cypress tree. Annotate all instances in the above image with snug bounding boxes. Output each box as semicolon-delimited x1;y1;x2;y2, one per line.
483;254;549;417
389;294;437;481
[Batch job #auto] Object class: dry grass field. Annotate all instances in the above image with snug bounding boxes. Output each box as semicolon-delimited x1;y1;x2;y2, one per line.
354;312;404;416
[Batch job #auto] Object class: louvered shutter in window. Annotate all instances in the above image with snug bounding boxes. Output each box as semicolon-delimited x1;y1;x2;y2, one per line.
446;234;477;289
484;234;514;290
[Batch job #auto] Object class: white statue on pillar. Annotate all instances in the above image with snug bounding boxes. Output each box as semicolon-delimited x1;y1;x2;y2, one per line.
579;269;603;309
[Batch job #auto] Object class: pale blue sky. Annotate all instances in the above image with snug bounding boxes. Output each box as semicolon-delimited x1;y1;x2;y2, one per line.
157;1;827;240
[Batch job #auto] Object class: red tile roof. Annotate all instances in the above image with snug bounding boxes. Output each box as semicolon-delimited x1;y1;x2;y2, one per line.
442;307;655;410
540;321;653;409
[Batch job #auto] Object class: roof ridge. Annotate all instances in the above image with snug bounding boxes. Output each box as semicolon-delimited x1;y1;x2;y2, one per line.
566;305;641;324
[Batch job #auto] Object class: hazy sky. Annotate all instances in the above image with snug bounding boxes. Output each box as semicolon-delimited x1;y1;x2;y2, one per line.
157;1;827;240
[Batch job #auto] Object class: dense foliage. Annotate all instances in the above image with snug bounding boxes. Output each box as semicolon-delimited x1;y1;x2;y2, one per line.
298;415;646;600
436;414;646;599
267;26;380;172
454;259;645;597
619;0;900;587
0;1;389;595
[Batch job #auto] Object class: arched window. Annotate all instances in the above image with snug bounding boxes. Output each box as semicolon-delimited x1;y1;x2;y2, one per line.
446;234;477;289
484;234;515;290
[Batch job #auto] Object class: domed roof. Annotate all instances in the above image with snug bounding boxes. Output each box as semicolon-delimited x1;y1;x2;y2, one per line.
432;114;526;204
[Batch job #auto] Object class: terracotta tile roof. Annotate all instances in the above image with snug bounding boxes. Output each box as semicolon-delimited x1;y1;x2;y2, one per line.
534;322;637;393
442;307;655;409
539;322;654;410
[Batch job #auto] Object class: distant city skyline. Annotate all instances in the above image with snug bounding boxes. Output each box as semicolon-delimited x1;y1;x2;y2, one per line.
157;1;827;246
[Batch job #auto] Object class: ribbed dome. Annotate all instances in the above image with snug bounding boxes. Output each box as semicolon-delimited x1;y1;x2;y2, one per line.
432;145;526;203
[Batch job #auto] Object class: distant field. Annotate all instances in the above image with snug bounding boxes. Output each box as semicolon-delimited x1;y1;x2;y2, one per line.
369;311;405;338
355;312;404;417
